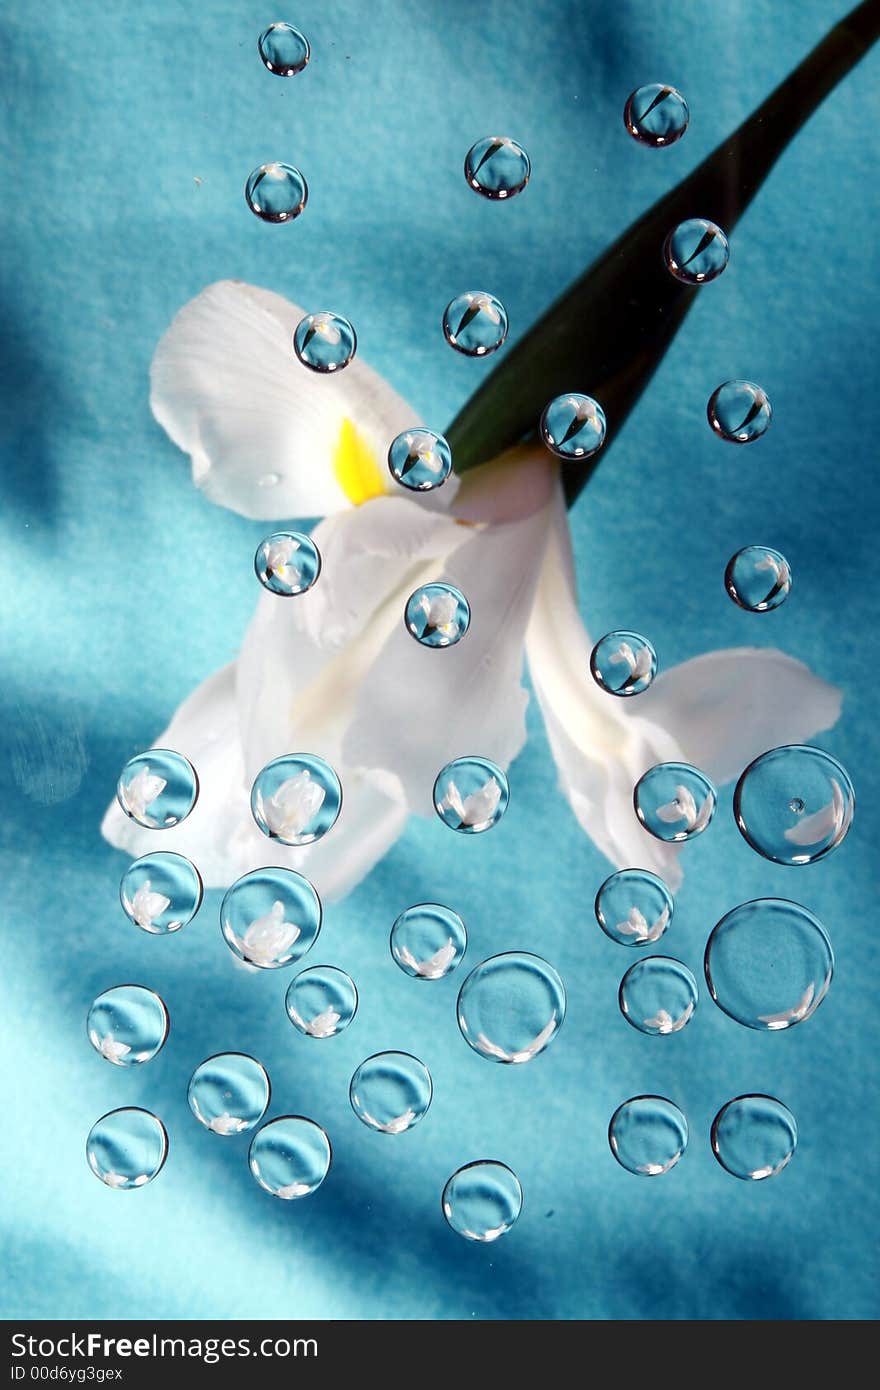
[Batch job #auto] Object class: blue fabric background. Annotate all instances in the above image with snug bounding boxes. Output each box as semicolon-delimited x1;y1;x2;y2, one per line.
1;0;878;1321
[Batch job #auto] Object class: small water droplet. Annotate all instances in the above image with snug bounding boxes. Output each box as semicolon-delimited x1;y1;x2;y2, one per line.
540;393;606;460
711;1095;797;1180
433;756;509;833
663;217;729;283
120;852;203;934
387;428;453;491
87;985;169;1067
258;471;281;488
349;1052;432;1133
254;531;321;596
634;762;716;842
442;291;508;356
609;1096;688;1176
724;545;791;611
707;380;772;443
245;162;308;222
464;136;530;199
293;311;357;373
116;749;199;829
86;1108;168;1189
590;630;657;696
789;797;805;814
457;952;565;1064
705;897;833;1030
442;1161;523;1242
257;22;310;76
249;1116;331;1198
391;904;467;980
405;583;470;648
188;1054;270;1135
251;753;341;846
285;966;358;1038
624;83;689;146
220;867;322;970
734;744;853;863
595;868;674;947
619;957;698;1035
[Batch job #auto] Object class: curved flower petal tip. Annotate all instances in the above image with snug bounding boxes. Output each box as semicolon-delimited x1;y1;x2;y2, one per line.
150;279;451;519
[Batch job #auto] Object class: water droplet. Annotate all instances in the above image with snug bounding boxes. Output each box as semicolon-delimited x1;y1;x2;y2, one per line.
258;471;281;488
634;762;716;841
86;1108;168;1189
349;1052;432;1134
734;744;854;864
608;1096;688;1176
116;749;198;829
707;380;772;443
623;83;689;146
257;21;310;76
590;630;657;696
391;904;467;980
387;428;453;491
405;583;470;648
293;311;357;373
595;868;674;947
254;531;321;596
285;965;358;1038
724;545;791;611
442;291;509;356
249;1116;331;1198
433;756;509;833
251;753;341;846
663;217;729;283
539;392;606;460
442;1161;523;1242
619;957;698;1035
120;852;203;934
245;162;308;223
188;1053;270;1135
711;1094;797;1180
705;897;833;1031
464;136;530;200
86;985;169;1066
220;867;322;969
457;952;565;1064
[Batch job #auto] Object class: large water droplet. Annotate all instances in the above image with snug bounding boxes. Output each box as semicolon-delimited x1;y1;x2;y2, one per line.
220;867;322;970
188;1053;270;1135
711;1095;797;1180
86;985;169;1067
251;753;341;846
254;530;321;596
464;136;530;199
595;868;674;947
457;952;565;1064
442;291;509;356
390;903;467;980
442;1161;523;1242
86;1108;168;1189
634;762;716;841
663;217;729;283
724;545;791;611
245;163;308;222
590;630;657;696
539;392;606;460
257;22;310;76
707;380;772;443
405;583;470;648
704;897;833;1031
120;852;203;934
608;1096;688;1176
619;956;698;1035
293;311;357;373
349;1052;432;1134
285;965;358;1038
623;83;689;146
433;756;509;833
116;749;198;829
387;428;453;491
734;744;854;864
249;1116;331;1198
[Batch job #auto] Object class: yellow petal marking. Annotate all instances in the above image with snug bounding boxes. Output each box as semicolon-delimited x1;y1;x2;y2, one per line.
333;417;387;506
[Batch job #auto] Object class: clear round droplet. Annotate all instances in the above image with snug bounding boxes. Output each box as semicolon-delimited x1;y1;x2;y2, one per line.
619;956;698;1035
724;545;791;612
116;749;198;829
624;83;689;146
285;965;358;1038
187;1053;270;1135
590;630;657;696
251;753;341;846
86;1108;168;1189
634;762;716;841
293;311;357;373
433;756;509;834
405;583;470;648
608;1096;688;1176
734;744;854;864
257;21;310;76
705;897;833;1031
120;852;203;934
707;380;772;443
387;428;453;491
390;903;467;980
464;136;530;199
539;392;606;460
254;530;321;596
349;1052;433;1134
595;868;674;947
245;162;308;223
87;985;169;1067
457;952;565;1064
249;1116;331;1199
220;867;322;970
442;1161;523;1242
663;217;729;283
712;1095;797;1180
442;291;509;356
